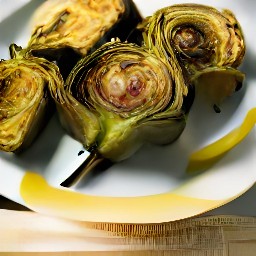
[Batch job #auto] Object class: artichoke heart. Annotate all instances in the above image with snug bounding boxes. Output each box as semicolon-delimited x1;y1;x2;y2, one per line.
132;4;245;105
0;44;64;152
49;40;194;186
27;0;142;57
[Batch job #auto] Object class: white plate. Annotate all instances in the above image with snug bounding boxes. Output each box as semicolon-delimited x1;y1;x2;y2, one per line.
0;0;255;223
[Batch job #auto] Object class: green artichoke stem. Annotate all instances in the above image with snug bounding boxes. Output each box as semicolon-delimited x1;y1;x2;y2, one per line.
60;150;112;187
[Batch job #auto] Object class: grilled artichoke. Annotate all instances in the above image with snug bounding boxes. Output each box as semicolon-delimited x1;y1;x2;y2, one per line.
49;40;193;186
131;4;245;106
0;44;63;152
27;0;142;77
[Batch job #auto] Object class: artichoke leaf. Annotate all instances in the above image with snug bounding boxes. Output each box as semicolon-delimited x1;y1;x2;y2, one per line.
0;44;64;152
139;118;186;145
193;67;245;109
51;91;101;149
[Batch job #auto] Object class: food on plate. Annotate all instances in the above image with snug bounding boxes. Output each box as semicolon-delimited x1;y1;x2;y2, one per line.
130;3;245;107
48;40;194;186
26;0;142;77
0;44;64;152
0;1;249;181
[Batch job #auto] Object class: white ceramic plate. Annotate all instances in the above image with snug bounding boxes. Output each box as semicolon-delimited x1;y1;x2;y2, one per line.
0;0;255;223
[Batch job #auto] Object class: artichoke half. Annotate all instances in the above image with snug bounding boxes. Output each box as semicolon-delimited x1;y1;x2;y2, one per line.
0;44;64;152
27;0;142;77
49;40;194;186
132;4;245;106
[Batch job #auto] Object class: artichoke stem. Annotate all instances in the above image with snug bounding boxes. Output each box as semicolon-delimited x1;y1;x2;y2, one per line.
60;150;112;187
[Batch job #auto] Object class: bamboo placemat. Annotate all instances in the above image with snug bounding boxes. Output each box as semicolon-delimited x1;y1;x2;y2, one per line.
1;208;256;255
